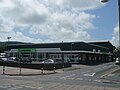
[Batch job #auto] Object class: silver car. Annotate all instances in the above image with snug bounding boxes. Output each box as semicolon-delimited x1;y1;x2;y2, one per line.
41;59;54;64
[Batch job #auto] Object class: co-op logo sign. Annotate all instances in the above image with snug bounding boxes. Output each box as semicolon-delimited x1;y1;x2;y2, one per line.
18;48;36;53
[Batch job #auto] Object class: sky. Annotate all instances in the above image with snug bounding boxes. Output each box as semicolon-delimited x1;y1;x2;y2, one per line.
0;0;119;46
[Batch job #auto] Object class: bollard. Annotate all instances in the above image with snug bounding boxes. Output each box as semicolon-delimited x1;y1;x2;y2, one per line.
3;66;5;75
20;67;21;74
53;67;55;73
41;67;43;74
62;66;64;71
20;66;21;75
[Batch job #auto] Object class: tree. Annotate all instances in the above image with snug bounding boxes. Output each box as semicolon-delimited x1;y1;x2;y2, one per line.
114;46;120;57
0;44;6;53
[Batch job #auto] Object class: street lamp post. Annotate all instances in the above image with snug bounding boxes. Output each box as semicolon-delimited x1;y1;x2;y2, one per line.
3;37;11;74
101;0;109;3
101;0;120;57
7;37;11;42
7;37;11;58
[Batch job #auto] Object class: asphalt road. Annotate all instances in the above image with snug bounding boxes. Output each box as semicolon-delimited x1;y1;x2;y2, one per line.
0;62;120;90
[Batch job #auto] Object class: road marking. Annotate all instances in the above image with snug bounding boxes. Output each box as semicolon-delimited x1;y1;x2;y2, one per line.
93;79;101;82
37;87;43;89
100;68;119;78
107;74;115;76
22;85;43;89
84;73;95;76
26;86;43;89
85;79;92;81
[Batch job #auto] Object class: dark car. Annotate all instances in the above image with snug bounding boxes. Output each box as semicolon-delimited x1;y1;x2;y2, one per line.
20;57;32;64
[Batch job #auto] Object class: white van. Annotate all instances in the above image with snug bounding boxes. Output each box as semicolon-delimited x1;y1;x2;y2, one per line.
115;58;119;65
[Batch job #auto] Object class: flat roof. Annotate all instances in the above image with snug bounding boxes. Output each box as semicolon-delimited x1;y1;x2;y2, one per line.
9;49;112;55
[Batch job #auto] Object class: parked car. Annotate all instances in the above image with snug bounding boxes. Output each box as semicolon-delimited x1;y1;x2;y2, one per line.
8;57;16;62
41;59;54;64
41;59;62;64
20;57;32;64
115;58;119;65
0;56;7;61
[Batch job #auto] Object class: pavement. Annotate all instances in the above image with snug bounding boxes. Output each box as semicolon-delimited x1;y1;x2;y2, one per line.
0;66;57;76
0;64;88;76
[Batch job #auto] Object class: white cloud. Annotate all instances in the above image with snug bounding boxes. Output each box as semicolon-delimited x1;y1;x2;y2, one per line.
49;0;103;10
0;0;50;25
0;16;14;32
111;24;119;47
0;31;42;43
30;11;95;42
0;0;104;43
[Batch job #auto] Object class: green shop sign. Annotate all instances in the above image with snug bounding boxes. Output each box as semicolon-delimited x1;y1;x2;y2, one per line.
18;48;36;53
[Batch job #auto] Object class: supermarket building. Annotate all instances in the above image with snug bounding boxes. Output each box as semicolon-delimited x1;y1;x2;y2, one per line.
7;41;115;64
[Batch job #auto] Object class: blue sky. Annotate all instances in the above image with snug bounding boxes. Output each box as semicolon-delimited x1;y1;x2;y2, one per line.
88;0;118;40
0;0;119;46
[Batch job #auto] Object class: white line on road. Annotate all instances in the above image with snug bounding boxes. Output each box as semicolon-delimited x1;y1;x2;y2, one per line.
93;79;101;82
23;85;43;89
84;73;96;77
84;79;92;81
